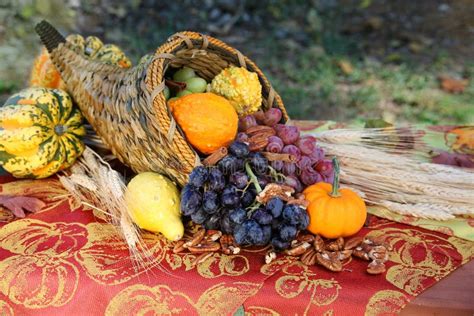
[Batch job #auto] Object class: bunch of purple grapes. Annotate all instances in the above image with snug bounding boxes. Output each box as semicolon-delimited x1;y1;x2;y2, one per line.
233;198;309;251
180;141;309;250
238;108;334;192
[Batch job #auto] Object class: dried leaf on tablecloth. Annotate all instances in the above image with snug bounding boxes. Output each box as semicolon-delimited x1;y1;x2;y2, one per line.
0;195;46;218
439;76;468;94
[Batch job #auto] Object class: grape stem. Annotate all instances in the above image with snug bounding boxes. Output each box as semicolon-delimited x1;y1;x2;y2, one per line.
330;156;341;198
247;202;261;215
245;162;262;193
268;166;286;183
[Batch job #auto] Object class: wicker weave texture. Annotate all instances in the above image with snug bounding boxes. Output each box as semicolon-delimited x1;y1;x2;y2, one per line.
41;27;287;186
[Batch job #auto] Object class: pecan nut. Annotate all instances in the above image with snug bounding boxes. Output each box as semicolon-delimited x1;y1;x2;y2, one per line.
246;125;276;137
313;235;325;252
187;241;221;253
344;236;364;250
248;134;269;151
316;252;342;272
173;240;186;254
301;248;317;265
326;237;344;251
368;246;388;262
361;242;374;253
368;236;393;251
337;249;353;261
285;242;311;256
252;110;266;123
220;235;240;255
367;260;386;275
256;183;294;204
205;230;223;242
184;228;205;248
297;233;315;243
353;246;370;261
220;235;232;255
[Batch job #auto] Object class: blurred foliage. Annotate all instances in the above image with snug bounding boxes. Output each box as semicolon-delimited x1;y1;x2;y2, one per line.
0;0;472;125
0;0;75;83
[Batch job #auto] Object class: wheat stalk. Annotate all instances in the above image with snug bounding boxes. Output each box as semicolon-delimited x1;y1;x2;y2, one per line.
58;146;151;267
310;127;474;220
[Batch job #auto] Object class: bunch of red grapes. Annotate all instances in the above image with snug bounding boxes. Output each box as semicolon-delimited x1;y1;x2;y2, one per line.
238;108;334;192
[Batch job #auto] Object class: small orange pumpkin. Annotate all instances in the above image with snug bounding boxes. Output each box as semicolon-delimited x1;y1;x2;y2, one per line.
303;157;367;238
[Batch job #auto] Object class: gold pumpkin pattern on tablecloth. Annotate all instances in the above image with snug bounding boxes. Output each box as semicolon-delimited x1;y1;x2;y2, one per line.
0;176;473;315
366;228;471;295
272;261;341;314
104;282;261;316
365;290;409;316
0;220;87;309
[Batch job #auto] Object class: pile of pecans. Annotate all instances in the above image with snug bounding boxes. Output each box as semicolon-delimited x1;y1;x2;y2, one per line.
173;228;241;266
274;234;390;274
172;228;390;275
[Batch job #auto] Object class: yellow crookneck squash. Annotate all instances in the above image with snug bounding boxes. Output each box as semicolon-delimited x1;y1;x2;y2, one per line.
30;34;132;89
0;88;86;178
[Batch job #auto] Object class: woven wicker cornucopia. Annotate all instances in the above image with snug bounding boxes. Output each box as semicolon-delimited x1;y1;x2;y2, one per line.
35;21;288;185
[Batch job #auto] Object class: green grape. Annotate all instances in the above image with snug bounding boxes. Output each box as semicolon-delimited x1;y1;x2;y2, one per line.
176;90;193;97
185;77;207;93
173;67;195;82
164;86;170;100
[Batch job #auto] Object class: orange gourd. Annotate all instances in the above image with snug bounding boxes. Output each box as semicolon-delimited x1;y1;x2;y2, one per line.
29;48;65;90
303;157;367;238
169;93;238;154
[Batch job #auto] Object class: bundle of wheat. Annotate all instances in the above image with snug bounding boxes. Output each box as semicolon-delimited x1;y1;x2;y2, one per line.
58;147;151;265
312;127;474;220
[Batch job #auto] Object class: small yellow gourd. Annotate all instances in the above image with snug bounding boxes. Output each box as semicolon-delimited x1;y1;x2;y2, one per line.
210;66;262;116
125;172;184;241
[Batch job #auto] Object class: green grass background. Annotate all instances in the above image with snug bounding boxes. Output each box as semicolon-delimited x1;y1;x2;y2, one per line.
1;0;473;125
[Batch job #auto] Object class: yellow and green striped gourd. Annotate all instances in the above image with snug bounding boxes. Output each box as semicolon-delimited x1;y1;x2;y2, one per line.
0;87;86;178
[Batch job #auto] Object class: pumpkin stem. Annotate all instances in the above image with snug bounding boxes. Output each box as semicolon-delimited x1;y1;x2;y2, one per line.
245;162;262;193
330;156;341;197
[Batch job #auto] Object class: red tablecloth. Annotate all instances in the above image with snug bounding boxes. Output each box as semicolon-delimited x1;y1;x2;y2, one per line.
0;176;473;315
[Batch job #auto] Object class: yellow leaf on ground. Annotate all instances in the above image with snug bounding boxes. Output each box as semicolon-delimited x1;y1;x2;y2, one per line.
337;60;353;75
